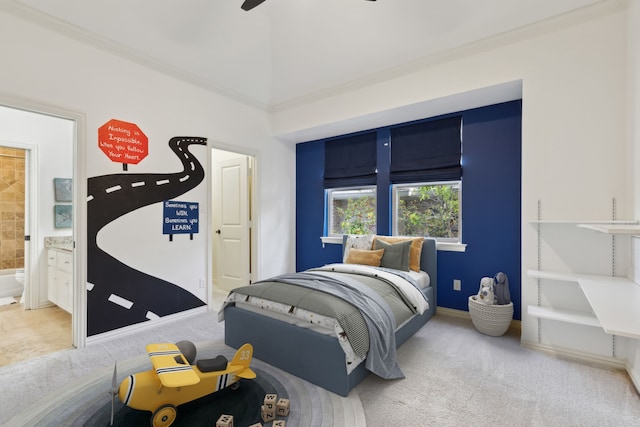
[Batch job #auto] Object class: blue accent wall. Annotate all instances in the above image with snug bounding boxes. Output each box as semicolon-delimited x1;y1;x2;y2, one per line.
296;100;522;319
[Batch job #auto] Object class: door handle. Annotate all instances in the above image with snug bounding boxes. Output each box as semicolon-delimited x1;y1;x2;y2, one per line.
215;229;221;234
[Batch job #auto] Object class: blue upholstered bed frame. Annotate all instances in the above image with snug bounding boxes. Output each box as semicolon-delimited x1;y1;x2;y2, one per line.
224;237;437;396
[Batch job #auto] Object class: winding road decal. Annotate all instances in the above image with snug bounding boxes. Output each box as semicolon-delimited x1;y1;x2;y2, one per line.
87;136;207;336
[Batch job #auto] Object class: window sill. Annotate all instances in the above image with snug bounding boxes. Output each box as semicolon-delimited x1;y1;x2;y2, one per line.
320;236;467;252
436;242;467;252
320;236;343;247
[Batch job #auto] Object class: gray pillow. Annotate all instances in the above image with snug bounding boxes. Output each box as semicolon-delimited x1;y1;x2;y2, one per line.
373;239;412;271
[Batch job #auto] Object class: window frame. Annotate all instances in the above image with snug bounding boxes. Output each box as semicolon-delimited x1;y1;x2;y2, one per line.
391;180;462;243
326;185;377;237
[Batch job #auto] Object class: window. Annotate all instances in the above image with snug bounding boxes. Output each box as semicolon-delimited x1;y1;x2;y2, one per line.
327;187;377;236
392;181;461;242
389;116;463;244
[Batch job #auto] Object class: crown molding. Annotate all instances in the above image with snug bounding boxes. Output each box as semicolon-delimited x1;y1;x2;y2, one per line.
268;0;627;114
0;0;268;111
1;0;627;114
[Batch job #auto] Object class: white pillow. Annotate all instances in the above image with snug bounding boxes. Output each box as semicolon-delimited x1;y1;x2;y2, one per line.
342;234;375;263
408;270;431;289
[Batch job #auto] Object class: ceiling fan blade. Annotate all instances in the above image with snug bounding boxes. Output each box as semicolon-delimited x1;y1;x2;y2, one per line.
241;0;267;11
241;0;373;12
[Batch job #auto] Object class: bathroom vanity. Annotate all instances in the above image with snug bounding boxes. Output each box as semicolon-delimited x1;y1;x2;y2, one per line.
45;237;73;314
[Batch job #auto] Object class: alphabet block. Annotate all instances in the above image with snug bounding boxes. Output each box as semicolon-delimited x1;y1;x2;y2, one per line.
216;414;233;427
276;398;290;417
273;421;286;427
264;393;278;410
261;405;275;423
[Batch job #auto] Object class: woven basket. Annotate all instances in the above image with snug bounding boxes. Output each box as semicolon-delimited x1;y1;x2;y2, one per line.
468;295;514;337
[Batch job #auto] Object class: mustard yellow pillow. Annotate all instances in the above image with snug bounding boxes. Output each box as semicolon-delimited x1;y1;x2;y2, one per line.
345;248;385;267
373;236;423;272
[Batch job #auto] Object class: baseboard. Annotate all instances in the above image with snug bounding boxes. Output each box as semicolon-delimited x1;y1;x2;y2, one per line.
435;306;470;319
86;305;209;345
521;340;626;370
435;305;522;334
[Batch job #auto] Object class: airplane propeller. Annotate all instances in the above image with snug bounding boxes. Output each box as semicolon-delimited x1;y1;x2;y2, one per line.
109;363;118;426
241;0;376;11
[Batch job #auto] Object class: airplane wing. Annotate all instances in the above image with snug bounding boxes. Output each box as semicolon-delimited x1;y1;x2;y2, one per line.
146;343;200;388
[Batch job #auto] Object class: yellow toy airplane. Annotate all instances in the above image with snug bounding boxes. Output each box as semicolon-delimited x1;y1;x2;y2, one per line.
109;341;255;427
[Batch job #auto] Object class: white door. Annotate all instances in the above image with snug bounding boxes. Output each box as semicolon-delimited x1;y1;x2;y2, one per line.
214;156;250;292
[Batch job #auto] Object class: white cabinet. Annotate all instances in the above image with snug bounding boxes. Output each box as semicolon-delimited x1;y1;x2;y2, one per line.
47;249;73;314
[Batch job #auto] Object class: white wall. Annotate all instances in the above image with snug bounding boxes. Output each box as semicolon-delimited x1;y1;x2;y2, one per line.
0;7;296;332
272;2;633;360
627;0;640;389
631;0;640;274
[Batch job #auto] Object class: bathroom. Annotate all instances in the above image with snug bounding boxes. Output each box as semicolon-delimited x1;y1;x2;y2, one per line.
0;104;74;365
0;147;25;306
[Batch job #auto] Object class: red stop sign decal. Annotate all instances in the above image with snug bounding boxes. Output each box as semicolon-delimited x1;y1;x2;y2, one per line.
98;119;148;165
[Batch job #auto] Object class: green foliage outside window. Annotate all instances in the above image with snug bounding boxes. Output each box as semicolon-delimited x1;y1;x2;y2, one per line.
333;194;376;235
397;183;459;239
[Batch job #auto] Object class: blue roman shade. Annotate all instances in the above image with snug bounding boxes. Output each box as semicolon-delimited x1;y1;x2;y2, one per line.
323;132;377;188
390;116;462;183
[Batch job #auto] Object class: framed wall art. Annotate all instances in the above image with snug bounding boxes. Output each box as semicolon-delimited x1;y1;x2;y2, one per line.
54;178;72;202
54;204;72;228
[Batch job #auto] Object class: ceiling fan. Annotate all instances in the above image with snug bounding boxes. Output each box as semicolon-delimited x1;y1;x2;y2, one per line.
241;0;376;12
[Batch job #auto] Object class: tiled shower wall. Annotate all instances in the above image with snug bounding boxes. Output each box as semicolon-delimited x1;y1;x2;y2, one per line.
0;147;25;270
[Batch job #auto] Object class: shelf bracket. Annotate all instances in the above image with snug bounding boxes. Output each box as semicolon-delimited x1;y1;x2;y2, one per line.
536;199;542;343
611;197;617;359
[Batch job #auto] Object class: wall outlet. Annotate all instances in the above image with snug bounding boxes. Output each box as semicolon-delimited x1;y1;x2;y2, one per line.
453;279;461;291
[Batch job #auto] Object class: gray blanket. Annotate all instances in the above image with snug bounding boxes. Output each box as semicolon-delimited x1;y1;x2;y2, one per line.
222;270;411;379
221;280;372;356
273;271;404;379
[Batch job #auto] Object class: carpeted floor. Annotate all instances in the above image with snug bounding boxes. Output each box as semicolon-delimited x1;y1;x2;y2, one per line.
357;315;640;426
2;307;640;426
5;340;364;426
0;308;364;427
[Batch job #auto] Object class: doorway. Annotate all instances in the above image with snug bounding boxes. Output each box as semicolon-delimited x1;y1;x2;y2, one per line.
211;148;256;294
0;102;77;364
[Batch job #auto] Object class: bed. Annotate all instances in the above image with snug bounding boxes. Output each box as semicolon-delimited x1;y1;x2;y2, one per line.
220;235;437;396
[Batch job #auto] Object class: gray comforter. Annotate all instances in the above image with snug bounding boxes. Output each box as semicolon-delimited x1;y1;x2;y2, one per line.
220;268;424;379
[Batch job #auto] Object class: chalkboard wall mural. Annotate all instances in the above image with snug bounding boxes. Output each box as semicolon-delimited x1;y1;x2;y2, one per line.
87;136;207;336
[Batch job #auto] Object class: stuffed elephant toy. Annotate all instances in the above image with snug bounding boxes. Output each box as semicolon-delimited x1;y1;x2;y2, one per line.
493;272;511;305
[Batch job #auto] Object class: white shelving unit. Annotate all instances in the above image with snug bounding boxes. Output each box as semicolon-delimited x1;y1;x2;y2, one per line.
528;200;640;356
576;223;640;234
527;269;640;339
529;220;638;224
527;305;600;328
